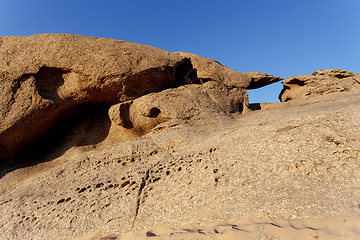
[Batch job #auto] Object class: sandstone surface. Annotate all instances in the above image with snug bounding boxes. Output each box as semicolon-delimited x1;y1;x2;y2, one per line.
0;34;280;160
279;69;360;102
0;34;360;240
0;89;359;239
176;52;283;89
81;213;360;240
0;34;194;159
108;80;248;135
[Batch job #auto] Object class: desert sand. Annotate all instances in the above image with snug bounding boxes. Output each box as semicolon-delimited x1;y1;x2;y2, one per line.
76;214;360;240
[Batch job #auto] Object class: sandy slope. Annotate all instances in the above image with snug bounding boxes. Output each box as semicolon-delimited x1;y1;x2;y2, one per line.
77;214;360;240
1;91;360;240
73;91;360;240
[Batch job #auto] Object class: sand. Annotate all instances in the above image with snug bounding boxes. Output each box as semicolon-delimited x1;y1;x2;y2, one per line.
75;213;360;240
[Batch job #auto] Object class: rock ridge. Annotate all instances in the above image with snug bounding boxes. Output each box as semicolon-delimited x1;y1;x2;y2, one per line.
279;69;360;102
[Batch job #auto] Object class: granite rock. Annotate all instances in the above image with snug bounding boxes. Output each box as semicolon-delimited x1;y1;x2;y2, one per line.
176;52;282;89
279;69;360;102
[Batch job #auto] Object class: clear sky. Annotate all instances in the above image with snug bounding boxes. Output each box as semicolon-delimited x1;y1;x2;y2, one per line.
1;0;359;102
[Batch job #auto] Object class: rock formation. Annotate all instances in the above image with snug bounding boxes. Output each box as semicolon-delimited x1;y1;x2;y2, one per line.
0;34;194;160
279;69;360;102
176;51;283;89
0;34;359;240
108;81;248;135
0;34;280;160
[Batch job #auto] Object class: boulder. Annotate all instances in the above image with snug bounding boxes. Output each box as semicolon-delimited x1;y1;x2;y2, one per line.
175;52;283;89
0;34;196;159
279;69;360;102
109;81;248;134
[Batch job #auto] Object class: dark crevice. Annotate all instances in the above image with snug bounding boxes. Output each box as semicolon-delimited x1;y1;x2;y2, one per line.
132;169;150;229
351;76;360;85
249;103;261;111
334;74;347;79
175;58;198;85
146;231;157;237
119;102;133;129
0;103;112;178
286;78;305;86
236;102;244;114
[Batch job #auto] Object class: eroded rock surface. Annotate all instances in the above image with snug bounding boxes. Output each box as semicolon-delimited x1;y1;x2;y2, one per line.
279;69;360;102
0;34;197;159
0;34;282;160
109;81;248;135
1;34;359;240
176;52;283;89
1;91;360;240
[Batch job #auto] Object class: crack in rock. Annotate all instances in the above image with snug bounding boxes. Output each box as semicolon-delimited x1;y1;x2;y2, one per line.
132;168;151;229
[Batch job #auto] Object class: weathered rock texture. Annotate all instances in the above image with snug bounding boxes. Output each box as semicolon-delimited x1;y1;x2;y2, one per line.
1;90;360;240
279;69;360;102
0;34;280;160
1;34;360;240
176;52;283;89
0;34;195;159
108;81;248;135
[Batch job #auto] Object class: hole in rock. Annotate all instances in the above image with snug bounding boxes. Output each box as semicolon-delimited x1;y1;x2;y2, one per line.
238;103;244;114
248;81;283;104
334;74;348;79
175;58;198;85
35;67;70;101
147;107;161;118
118;101;133;129
248;81;283;110
285;78;305;86
121;181;130;188
146;231;157;237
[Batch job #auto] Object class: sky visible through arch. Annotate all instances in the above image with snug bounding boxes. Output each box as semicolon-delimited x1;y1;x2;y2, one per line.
1;0;359;103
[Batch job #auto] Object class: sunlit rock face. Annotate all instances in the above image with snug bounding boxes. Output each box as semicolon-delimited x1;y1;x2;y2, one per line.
0;34;282;160
279;69;360;102
1;34;359;240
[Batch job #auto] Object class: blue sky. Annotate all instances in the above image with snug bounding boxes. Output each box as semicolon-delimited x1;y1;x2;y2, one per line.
1;0;359;102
